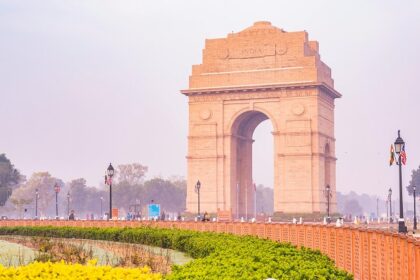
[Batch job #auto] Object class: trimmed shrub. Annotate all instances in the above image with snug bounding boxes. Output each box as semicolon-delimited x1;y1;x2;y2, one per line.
0;226;352;280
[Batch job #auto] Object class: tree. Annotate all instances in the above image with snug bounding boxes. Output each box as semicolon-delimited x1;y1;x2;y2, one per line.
9;172;63;217
343;199;363;216
406;165;420;196
9;187;32;218
143;178;186;213
68;178;107;217
168;175;187;191
0;154;23;206
68;178;89;214
112;176;186;215
116;163;148;185
256;184;274;214
113;181;142;211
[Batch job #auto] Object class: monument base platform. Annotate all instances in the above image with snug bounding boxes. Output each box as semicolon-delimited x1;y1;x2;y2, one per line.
272;212;341;222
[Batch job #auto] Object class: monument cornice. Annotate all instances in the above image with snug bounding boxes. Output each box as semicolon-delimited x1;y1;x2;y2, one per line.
276;152;337;160
181;82;341;99
272;131;336;141
186;155;225;160
188;131;336;142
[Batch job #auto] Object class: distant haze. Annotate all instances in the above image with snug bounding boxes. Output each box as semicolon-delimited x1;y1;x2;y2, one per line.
1;1;419;198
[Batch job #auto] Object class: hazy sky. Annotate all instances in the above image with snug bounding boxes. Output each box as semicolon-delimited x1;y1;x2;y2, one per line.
1;1;420;197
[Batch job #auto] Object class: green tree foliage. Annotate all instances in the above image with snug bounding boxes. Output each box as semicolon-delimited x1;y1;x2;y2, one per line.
0;154;22;206
406;165;420;196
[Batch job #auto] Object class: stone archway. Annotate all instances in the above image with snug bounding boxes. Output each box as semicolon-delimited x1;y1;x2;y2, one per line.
181;21;341;217
230;110;273;219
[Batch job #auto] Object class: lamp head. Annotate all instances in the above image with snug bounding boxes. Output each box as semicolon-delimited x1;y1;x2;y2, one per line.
394;130;405;154
54;183;60;193
107;163;115;177
195;180;201;191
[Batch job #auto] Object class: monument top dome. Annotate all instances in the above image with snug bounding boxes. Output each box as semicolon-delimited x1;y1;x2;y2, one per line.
229;21;285;38
248;21;275;29
253;21;271;26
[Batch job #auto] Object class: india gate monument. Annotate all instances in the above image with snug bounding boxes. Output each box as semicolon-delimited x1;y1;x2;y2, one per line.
181;21;341;218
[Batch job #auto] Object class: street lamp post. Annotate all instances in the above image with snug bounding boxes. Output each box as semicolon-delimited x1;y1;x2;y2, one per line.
394;130;407;233
325;185;332;224
413;185;417;231
388;188;393;223
54;183;60;219
35;189;39;219
195;180;201;219
67;191;70;219
105;163;114;220
100;196;103;219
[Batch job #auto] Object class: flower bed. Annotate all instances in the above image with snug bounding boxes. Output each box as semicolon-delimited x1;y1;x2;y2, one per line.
0;260;161;279
0;235;191;273
0;226;352;279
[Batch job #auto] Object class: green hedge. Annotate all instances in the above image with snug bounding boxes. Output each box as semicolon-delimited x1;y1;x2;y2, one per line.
0;226;352;280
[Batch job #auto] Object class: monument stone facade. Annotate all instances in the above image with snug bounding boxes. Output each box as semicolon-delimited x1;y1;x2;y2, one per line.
181;21;341;218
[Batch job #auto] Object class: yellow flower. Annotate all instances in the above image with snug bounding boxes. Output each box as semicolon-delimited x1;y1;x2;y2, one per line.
0;261;161;280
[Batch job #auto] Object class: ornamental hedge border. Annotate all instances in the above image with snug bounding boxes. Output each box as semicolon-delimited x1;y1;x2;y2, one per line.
0;226;352;280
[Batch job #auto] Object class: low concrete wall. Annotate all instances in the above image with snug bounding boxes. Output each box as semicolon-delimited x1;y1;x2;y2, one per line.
0;220;418;280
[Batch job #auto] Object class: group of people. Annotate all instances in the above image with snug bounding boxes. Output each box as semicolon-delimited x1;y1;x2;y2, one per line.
65;210;214;222
125;212;142;221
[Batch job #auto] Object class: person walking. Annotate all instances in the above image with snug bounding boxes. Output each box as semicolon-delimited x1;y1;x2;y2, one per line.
68;210;75;220
202;211;210;222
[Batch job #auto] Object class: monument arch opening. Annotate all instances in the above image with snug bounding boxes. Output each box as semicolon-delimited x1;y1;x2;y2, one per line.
230;110;274;219
181;21;341;218
252;117;274;216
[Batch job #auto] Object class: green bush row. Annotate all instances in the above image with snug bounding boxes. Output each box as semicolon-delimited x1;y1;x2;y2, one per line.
0;226;352;280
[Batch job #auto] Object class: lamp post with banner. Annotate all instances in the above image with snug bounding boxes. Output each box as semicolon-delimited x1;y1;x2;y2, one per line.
413;185;417;231
324;185;332;224
35;189;39;219
54;183;60;219
105;163;115;220
391;130;407;233
67;191;70;218
100;196;103;219
388;188;393;223
195;180;201;219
